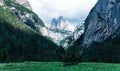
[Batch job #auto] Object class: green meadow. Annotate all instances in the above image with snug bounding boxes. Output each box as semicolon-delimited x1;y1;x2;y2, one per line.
0;62;120;71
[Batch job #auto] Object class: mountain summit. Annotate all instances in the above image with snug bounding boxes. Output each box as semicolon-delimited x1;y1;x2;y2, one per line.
12;0;32;10
50;16;74;32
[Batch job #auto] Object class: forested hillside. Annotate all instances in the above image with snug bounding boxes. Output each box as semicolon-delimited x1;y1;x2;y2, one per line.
0;6;64;62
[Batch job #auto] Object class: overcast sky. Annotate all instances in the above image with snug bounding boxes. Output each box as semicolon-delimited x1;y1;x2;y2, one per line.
28;0;98;26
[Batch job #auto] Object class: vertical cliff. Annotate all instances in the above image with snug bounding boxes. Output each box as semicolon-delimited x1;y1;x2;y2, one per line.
82;0;120;47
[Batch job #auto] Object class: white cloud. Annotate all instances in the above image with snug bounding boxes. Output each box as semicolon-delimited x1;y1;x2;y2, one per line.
28;0;98;26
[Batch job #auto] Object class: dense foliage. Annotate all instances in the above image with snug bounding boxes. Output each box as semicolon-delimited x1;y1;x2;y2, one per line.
65;33;120;63
63;35;83;65
81;34;120;63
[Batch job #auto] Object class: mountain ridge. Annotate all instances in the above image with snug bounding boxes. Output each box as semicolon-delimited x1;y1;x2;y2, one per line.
11;0;32;10
1;0;45;35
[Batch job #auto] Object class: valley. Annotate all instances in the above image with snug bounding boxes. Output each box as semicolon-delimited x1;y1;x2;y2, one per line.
0;0;120;71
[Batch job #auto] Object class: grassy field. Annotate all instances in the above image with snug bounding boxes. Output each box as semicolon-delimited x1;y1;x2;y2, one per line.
0;62;120;71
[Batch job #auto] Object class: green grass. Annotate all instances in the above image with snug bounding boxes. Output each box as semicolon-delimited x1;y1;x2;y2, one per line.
0;62;120;71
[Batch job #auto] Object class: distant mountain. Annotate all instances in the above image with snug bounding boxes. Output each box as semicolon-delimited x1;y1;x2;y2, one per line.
46;16;85;47
50;16;74;32
45;16;75;46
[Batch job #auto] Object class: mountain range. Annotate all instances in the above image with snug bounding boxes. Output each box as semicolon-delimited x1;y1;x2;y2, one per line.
0;0;120;63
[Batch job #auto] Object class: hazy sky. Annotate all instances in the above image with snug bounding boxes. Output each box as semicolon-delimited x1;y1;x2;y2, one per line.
28;0;98;26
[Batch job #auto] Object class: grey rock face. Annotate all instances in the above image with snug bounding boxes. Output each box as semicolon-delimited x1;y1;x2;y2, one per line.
82;0;120;47
0;0;4;6
11;0;32;10
51;18;58;28
3;0;44;33
50;16;74;32
60;23;84;48
73;23;84;41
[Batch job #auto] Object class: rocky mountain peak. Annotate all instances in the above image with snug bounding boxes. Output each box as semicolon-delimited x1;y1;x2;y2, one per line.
58;16;64;21
50;16;74;32
0;0;4;6
1;0;44;34
0;0;32;10
12;0;32;10
51;18;58;28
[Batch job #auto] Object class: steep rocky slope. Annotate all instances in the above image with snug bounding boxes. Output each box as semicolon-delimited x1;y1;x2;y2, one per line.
65;0;120;63
60;23;84;48
82;0;120;47
1;0;45;34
